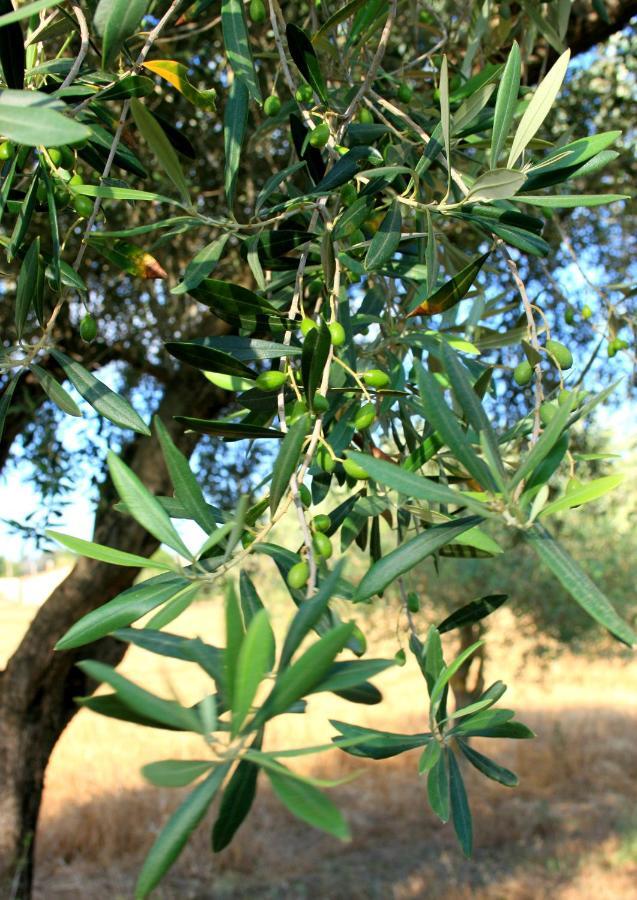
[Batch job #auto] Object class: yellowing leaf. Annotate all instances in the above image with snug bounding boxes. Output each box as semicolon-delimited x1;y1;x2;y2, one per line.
142;60;217;110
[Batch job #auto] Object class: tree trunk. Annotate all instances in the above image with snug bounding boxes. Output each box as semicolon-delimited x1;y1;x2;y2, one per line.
0;369;226;899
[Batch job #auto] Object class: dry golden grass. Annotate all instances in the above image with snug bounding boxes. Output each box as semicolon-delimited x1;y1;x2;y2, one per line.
3;595;637;900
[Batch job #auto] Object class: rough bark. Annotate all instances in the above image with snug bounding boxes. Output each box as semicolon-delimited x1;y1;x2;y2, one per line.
0;367;227;899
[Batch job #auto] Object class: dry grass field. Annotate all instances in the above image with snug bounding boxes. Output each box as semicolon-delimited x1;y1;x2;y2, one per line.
2;591;637;900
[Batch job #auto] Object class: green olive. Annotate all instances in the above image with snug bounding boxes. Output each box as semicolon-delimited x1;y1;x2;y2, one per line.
354;402;376;430
540;402;558;426
418;10;432;23
0;140;15;160
564;306;575;325
264;94;281;117
313;531;333;559
72;195;93;218
397;83;413;103
309;122;330;148
46;147;63;166
340;183;358;207
79;314;97;342
328;321;346;347
407;592;419;613
60;146;75;169
546;339;573;370
300;317;317;336
313;514;331;533
36;181;47;203
287;560;309;590
513;360;533;386
581;305;592;320
313;393;329;413
294;83;313;103
316;445;335;473
362;369;390;388
69;173;84;187
358;108;374;124
566;476;582;495
255;370;287;391
343;457;369;480
394;648;406;666
249;0;266;23
299;484;312;506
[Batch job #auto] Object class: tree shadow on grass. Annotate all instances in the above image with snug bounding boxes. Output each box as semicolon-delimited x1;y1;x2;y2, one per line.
34;705;637;899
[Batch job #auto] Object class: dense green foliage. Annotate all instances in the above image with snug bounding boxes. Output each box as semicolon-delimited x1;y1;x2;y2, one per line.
0;0;635;895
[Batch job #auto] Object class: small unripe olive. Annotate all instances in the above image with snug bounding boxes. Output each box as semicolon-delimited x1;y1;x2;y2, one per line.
255;370;287;391
513;360;533;386
407;592;419;613
0;140;15;160
343;457;369;480
540;402;558;426
300;317;317;336
313;393;329;413
79;314;97;342
354;402;376;430
316;445;335;473
249;0;266;23
418;9;432;23
546;339;573;370
397;83;413;103
264;94;281;117
72;195;93;218
294;83;313;103
313;531;333;559
394;648;406;666
309;122;330;147
564;306;575;325
287;560;309;590
47;147;63;166
362;369;390;388
566;476;582;495
358;108;374;124
36;181;47;203
69;173;84;187
299;483;312;506
59;146;75;169
581;305;592;320
328;321;345;347
313;514;331;533
558;388;578;407
340;183;357;207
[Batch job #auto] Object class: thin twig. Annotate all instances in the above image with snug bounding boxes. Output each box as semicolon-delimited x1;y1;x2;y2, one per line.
59;0;90;90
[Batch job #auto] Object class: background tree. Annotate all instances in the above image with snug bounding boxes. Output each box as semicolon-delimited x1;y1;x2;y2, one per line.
0;0;635;897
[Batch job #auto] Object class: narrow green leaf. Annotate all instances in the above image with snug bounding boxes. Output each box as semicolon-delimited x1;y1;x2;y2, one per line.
440;56;451;195
175;418;284;440
142;760;214;788
146;583;200;629
8;169;39;260
525;524;636;646
346;451;489;515
330;719;431;759
301;319;331;411
286;23;327;104
465;168;525;204
364;200;402;270
225;581;245;709
418;367;496;490
427;750;450;822
50;349;150;435
55;574;189;649
491;41;521;164
71;183;179;205
108;451;192;558
311;659;393;695
449;751;473;856
354;517;482;601
232;609;275;735
171;234;230;295
516;193;629;209
135;764;230;899
507;50;570;168
430;639;484;708
0;373;21;446
270;414;309;514
538;474;623;519
212;754;260;851
221;0;261;102
408;252;489;317
437;594;508;634
279;561;345;668
0;90;90;146
458;741;518;787
29;365;80;417
266;766;350;840
94;0;148;68
15;238;40;339
418;739;441;775
154;416;218;533
262;622;355;720
224;76;249;208
131;98;190;206
511;394;575;488
0;0;62;25
46;530;173;571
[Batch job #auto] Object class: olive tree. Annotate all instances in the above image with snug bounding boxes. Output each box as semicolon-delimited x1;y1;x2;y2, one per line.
0;0;635;897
